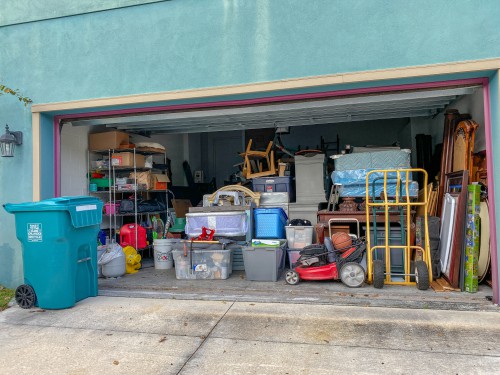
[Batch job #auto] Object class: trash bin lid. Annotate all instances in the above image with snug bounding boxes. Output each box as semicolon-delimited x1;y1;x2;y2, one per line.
4;196;103;228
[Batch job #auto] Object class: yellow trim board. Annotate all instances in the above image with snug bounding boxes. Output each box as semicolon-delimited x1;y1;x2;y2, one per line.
32;58;500;113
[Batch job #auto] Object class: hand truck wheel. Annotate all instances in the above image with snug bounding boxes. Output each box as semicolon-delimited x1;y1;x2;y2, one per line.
372;260;385;289
415;261;430;291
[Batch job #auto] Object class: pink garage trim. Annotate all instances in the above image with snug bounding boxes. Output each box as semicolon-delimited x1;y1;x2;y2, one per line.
482;81;499;304
54;77;487;121
51;76;498;303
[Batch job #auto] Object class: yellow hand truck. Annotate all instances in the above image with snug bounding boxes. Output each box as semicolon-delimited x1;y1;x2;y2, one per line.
365;168;432;290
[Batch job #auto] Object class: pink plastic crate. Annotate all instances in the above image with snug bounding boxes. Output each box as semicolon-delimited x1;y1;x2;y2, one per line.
104;202;120;215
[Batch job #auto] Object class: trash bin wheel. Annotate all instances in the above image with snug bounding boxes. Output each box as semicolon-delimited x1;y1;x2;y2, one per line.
415;261;430;291
15;284;36;309
340;262;365;288
372;260;385;289
285;270;300;285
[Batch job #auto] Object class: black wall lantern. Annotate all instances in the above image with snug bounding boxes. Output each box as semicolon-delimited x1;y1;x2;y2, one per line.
0;124;23;157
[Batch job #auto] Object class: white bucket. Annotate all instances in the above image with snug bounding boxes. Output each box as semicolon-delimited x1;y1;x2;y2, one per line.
153;239;178;270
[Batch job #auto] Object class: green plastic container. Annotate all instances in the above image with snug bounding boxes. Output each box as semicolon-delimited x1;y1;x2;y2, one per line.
4;196;103;309
90;178;110;188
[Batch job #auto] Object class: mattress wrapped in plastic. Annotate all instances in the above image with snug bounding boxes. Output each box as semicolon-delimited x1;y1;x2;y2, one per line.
338;181;419;198
332;168;417;197
332;169;413;185
332;149;411;171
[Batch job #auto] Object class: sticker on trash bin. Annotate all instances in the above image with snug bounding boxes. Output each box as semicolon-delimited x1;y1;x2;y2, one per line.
27;223;43;242
76;204;97;212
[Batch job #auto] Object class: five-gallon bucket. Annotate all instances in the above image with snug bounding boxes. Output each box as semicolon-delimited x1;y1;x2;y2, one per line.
153;239;179;269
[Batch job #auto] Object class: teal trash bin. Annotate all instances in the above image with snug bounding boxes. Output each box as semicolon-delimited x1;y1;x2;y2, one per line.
4;196;103;309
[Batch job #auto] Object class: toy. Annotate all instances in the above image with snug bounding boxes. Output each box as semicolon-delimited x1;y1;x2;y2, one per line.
123;245;142;274
331;232;352;252
196;226;215;241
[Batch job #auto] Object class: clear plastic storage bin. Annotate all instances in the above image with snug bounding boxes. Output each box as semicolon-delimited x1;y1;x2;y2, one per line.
172;243;232;279
185;211;248;237
285;226;314;248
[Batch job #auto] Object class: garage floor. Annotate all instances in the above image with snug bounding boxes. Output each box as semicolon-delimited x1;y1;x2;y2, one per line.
98;261;496;312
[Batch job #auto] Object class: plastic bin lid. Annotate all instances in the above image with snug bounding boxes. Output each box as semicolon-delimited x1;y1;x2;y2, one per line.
4;196;103;228
4;196;101;212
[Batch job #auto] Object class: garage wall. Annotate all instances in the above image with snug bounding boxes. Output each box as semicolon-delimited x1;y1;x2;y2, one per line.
2;1;500;104
61;124;91;196
279;119;410;153
130;133;186;186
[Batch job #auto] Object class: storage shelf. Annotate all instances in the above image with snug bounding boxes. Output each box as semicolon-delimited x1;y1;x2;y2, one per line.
91;189;168;193
90;148;165;155
111;166;153;171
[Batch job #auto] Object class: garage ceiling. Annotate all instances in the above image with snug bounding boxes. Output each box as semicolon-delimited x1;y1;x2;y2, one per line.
67;86;479;134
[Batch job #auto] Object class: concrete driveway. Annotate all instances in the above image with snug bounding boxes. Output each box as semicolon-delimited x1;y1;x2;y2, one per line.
1;296;500;374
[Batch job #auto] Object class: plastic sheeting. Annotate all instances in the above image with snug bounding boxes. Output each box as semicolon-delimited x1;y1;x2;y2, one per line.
332;149;411;171
337;181;419;198
332;169;413;185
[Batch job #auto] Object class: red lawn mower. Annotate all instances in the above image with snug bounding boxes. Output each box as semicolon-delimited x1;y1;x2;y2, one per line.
285;233;367;288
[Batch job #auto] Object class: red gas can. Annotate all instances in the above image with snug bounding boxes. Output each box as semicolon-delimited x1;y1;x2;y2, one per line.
120;224;147;250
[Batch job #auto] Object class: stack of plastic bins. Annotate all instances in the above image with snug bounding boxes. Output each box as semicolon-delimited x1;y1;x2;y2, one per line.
285;225;314;269
188;203;251;270
242;240;287;281
4;196;103;309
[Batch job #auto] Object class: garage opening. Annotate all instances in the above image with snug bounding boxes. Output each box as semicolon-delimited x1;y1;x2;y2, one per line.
59;84;495;309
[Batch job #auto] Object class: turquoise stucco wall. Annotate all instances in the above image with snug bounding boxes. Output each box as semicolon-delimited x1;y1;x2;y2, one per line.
1;0;500;288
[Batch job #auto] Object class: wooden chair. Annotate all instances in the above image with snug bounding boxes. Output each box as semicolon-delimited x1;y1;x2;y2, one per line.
240;139;276;179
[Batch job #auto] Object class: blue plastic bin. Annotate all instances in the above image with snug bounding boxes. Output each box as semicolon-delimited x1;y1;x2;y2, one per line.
4;196;103;309
253;208;288;239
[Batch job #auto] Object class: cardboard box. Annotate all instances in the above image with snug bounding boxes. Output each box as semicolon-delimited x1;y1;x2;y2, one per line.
89;131;129;151
129;171;154;190
172;199;192;218
251;239;282;247
111;152;145;168
153;174;170;190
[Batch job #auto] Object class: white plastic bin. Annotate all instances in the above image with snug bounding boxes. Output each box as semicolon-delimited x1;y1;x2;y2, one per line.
285;226;314;248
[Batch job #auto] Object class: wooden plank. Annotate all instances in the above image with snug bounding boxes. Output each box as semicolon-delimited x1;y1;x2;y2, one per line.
431;281;445;292
436;277;461;291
